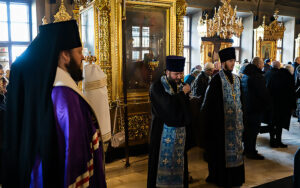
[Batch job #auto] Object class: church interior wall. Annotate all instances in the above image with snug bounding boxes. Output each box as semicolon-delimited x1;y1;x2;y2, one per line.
190;9;202;67
240;13;254;62
283;17;296;63
31;0;38;37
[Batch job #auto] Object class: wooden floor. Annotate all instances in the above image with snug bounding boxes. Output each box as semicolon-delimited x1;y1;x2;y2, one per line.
106;117;300;188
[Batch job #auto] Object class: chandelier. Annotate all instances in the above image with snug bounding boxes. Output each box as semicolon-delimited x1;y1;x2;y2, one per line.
198;0;244;39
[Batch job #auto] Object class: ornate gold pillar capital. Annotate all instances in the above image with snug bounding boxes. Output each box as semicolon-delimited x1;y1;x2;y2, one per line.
72;4;80;23
95;0;111;12
176;0;186;56
176;0;187;16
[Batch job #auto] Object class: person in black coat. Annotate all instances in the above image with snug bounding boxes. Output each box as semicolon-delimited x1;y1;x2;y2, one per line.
241;57;271;160
0;76;8;184
148;56;191;188
294;148;300;188
265;61;296;148
191;62;214;98
189;62;214;148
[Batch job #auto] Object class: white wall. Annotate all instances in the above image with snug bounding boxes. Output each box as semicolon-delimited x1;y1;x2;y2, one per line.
240;14;254;62
283;18;296;63
190;10;202;68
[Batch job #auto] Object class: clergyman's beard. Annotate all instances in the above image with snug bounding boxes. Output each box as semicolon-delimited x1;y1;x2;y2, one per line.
167;73;181;86
66;56;83;82
224;63;233;72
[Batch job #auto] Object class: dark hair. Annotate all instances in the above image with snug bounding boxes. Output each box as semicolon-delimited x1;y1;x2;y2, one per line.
0;64;3;69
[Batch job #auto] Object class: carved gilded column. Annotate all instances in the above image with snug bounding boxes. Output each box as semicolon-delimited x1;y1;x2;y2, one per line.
96;0;112;101
72;4;80;23
176;0;186;56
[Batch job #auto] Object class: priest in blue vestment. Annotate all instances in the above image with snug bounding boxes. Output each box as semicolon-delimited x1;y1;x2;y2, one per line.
2;20;106;187
147;56;191;188
201;47;245;187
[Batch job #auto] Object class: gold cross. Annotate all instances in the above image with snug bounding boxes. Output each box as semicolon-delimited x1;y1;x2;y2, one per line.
227;109;233;114
85;51;97;64
165;138;171;144
232;93;236;101
163;158;168;165
178;138;183;144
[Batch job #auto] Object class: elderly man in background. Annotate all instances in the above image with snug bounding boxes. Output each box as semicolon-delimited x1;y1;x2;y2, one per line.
241;57;271;160
192;62;214;99
189;62;214;148
265;61;296;148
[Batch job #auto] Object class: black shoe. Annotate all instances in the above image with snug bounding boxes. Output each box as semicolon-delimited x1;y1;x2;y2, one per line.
246;153;265;160
293;111;298;117
205;175;216;184
277;142;288;148
270;141;278;148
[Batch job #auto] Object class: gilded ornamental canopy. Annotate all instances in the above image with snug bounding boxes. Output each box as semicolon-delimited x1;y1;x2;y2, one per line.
255;10;285;41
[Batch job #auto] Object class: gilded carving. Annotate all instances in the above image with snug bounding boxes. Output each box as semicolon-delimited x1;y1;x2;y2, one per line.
117;113;151;141
42;16;48;25
95;0;112;101
200;41;214;66
74;0;178;145
260;11;285;41
176;0;186;56
54;0;72;23
254;10;284;61
72;4;80;23
198;0;244;39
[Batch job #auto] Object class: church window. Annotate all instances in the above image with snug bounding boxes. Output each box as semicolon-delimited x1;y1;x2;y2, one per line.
183;16;191;75
131;26;150;60
232;35;241;74
0;0;34;68
276;39;283;62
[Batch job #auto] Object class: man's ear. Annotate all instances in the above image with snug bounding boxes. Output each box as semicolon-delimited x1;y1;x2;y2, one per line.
58;50;71;70
60;50;70;63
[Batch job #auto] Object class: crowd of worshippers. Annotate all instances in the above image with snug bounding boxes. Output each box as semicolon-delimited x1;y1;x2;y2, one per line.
147;48;300;188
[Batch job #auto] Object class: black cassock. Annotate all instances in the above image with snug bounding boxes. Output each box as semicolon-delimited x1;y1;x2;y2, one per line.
265;68;296;130
201;72;245;187
147;79;191;188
